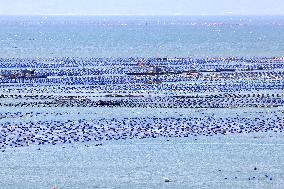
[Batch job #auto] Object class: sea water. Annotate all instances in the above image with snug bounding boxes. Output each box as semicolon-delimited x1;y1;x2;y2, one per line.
0;15;284;58
0;16;284;189
1;133;284;189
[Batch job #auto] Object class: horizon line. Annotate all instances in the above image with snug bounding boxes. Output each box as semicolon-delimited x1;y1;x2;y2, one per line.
0;13;284;16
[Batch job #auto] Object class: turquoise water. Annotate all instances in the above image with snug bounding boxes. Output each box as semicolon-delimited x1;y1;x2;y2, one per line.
0;16;284;58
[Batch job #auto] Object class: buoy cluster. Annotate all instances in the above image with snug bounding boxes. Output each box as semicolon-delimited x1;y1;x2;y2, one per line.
0;56;284;150
0;113;283;150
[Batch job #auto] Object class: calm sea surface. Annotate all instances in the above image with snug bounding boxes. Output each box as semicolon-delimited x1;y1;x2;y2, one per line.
0;16;284;58
1;133;284;189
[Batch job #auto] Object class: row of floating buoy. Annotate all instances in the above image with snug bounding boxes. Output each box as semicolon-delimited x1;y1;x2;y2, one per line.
0;57;283;68
1;81;284;95
1;70;284;84
0;93;283;108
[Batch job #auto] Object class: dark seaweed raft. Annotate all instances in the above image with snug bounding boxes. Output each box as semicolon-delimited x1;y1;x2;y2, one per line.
0;57;284;150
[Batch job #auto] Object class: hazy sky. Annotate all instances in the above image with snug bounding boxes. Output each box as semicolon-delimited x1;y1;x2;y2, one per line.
0;0;283;15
